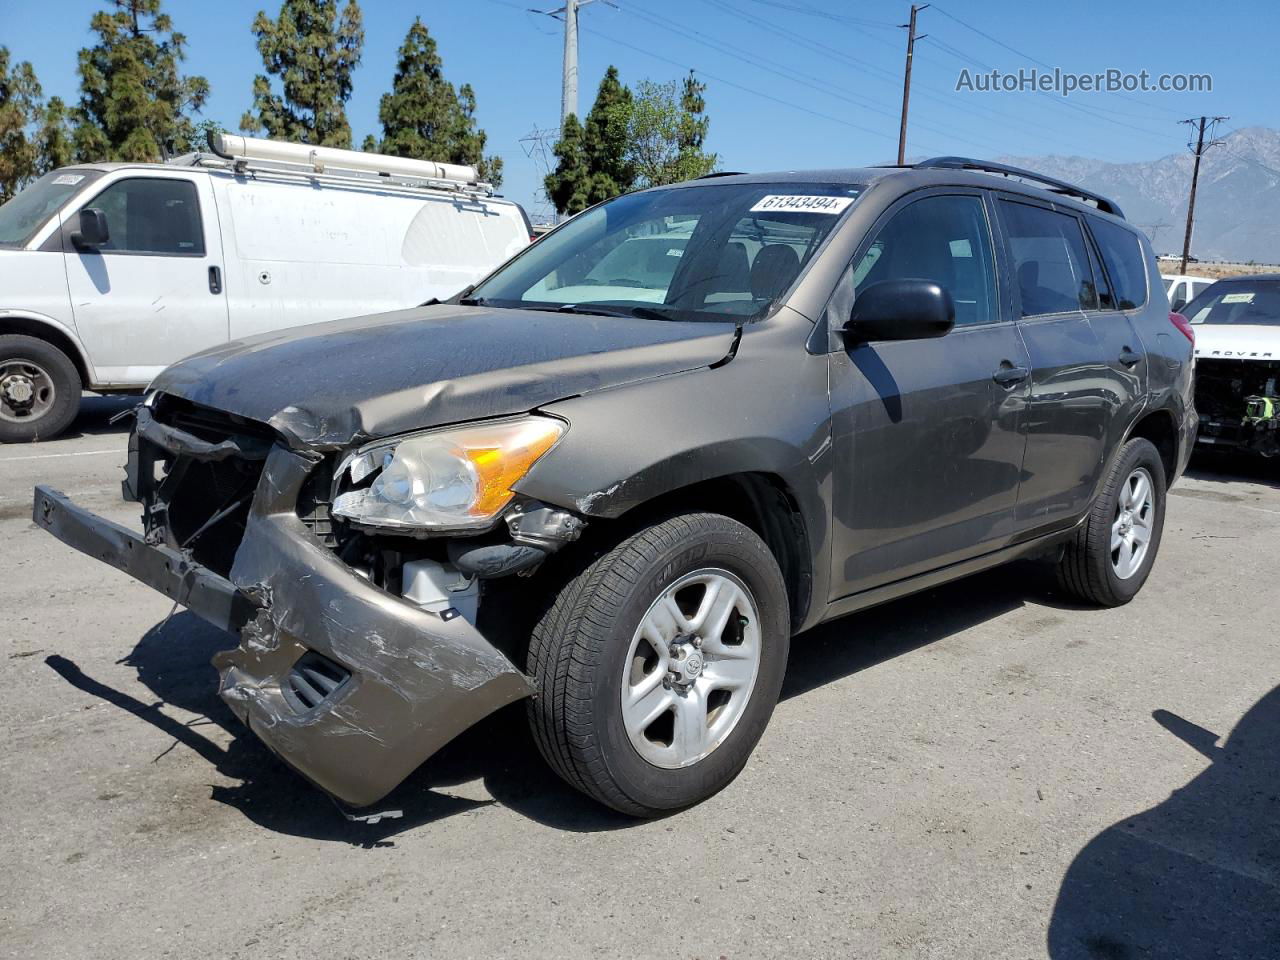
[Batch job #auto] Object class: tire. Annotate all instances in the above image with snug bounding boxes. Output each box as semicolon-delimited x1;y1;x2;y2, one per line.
0;335;81;443
527;512;790;817
1057;437;1167;607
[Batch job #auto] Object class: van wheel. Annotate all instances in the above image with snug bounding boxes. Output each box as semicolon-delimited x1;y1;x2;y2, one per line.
0;336;81;443
1056;437;1166;607
527;513;790;817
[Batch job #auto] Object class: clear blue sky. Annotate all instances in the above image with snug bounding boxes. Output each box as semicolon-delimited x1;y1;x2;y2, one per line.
4;0;1275;219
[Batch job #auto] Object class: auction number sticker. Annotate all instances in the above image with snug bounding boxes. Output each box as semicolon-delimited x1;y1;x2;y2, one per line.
1221;292;1255;304
749;194;855;215
52;174;85;185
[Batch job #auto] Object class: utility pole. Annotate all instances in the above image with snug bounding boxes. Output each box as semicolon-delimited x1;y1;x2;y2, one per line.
897;4;928;165
538;0;608;130
1178;115;1228;274
561;0;580;126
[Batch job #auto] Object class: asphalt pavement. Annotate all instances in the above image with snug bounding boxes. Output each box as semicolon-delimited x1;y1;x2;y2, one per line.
2;397;1277;959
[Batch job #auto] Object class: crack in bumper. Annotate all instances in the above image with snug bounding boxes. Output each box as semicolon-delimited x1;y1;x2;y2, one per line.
32;445;533;809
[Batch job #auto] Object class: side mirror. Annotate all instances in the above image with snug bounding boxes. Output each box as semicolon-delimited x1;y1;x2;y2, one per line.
72;208;110;249
843;278;955;343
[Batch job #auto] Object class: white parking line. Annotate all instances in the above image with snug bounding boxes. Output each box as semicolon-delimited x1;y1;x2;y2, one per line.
0;448;120;463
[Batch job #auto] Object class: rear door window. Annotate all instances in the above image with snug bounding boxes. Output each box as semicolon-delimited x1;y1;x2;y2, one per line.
999;200;1099;316
84;177;205;256
1089;217;1149;309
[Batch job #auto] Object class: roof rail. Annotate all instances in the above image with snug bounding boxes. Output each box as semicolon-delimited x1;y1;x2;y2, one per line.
695;170;749;179
187;129;497;199
914;156;1124;218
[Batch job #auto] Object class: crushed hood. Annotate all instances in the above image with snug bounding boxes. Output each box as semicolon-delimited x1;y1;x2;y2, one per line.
1193;324;1280;361
150;304;737;448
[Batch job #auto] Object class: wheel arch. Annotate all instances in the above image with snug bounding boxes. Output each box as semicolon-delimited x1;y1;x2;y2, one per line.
586;471;815;634
0;315;92;387
1124;406;1179;483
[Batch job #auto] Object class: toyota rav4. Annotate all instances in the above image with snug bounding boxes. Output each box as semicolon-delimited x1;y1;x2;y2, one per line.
34;158;1196;818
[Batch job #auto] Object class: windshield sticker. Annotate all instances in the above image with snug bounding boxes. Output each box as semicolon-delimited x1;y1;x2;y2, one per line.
750;195;855;215
666;248;684;256
52;174;85;186
1221;292;1255;304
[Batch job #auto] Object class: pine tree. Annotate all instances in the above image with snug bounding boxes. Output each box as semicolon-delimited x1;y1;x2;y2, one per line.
73;0;210;162
373;19;502;186
0;48;42;201
545;65;636;215
37;97;76;173
582;66;634;205
544;112;590;215
678;71;710;154
242;0;363;147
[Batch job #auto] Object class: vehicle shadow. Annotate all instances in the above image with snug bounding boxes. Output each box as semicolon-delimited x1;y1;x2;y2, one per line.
44;560;1076;843
784;559;1076;700
60;394;139;439
44;612;630;846
1184;449;1280;490
1046;686;1280;959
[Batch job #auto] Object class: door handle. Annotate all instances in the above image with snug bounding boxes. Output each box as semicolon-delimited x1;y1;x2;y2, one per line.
992;363;1029;387
1118;347;1142;367
208;265;222;295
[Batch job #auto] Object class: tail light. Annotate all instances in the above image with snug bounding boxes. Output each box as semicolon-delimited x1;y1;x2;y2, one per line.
1169;312;1194;345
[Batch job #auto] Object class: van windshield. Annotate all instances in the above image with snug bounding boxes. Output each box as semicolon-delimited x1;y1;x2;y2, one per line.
467;181;862;322
0;169;104;248
1186;280;1280;327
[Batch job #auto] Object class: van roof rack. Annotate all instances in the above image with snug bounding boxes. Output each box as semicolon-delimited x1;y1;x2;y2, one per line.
176;130;497;199
913;156;1124;218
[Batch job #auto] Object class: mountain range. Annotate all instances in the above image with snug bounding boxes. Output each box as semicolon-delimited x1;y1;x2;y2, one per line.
996;126;1280;264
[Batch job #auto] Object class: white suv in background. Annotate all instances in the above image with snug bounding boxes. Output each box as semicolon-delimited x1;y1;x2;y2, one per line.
1162;273;1214;313
0;135;531;441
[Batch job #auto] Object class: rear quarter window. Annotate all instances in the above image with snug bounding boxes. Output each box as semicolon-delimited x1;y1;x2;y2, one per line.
1089;218;1148;309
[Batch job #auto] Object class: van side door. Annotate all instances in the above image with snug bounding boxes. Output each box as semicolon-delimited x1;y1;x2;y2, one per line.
62;173;228;386
827;189;1031;598
996;196;1131;532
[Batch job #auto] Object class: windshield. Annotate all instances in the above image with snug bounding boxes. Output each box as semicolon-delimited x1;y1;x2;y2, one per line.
468;181;862;322
0;169;104;248
1186;280;1280;327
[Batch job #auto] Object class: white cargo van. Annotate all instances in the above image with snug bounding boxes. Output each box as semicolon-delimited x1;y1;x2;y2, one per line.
0;134;532;441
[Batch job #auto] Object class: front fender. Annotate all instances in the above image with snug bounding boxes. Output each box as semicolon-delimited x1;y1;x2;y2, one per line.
515;314;835;632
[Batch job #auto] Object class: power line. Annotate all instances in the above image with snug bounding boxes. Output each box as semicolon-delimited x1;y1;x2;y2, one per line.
577;20;951;152
615;3;1011;154
930;4;1187;118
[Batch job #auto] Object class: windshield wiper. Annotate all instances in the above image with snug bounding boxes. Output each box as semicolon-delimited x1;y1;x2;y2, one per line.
552;303;681;322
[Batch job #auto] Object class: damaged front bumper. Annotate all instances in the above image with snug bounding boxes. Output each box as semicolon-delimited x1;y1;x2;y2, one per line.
33;443;533;809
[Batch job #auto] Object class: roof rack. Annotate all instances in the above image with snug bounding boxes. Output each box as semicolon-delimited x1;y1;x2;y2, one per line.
914;156;1124;218
180;130;497;199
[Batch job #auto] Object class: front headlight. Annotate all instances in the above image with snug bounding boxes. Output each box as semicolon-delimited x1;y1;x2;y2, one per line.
331;416;565;530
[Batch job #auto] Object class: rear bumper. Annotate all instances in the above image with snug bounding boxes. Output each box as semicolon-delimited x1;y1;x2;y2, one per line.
33;445;533;808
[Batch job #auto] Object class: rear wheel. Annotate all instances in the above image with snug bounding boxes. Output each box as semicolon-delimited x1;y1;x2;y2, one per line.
0;336;81;443
1056;437;1166;606
527;513;790;816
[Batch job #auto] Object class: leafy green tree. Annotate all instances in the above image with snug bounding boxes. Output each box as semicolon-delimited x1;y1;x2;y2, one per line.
627;76;717;188
0;48;42;201
371;18;502;186
582;65;634;204
242;0;363;147
73;0;210;162
544;112;590;216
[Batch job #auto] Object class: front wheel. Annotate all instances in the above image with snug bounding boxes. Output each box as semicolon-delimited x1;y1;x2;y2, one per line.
0;335;81;443
1056;437;1167;606
527;513;790;816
